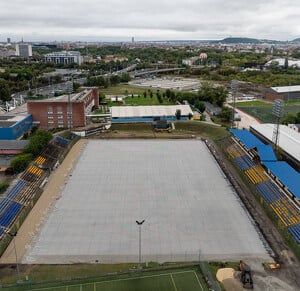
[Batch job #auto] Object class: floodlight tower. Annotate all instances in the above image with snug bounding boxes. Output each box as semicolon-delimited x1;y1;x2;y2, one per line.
272;99;284;152
231;79;238;128
136;219;145;269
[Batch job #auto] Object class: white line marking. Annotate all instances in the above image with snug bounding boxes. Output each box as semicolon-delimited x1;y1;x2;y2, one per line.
170;274;178;291
193;270;204;291
26;270;195;291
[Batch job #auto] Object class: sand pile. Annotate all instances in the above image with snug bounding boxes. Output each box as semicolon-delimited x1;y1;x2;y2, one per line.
216;268;243;291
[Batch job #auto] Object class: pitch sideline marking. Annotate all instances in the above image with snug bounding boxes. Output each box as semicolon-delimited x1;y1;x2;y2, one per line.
193;270;204;291
25;270;195;291
170;274;178;291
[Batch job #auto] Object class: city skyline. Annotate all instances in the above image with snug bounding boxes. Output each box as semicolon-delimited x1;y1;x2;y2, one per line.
1;0;300;42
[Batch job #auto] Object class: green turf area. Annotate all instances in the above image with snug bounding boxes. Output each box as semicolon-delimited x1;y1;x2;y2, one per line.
230;100;271;106
174;121;229;140
9;269;208;291
101;85;152;96
237;104;300;123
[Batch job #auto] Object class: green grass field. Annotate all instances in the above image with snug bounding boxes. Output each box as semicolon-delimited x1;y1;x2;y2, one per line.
237;104;300;123
10;269;207;291
101;85;152;96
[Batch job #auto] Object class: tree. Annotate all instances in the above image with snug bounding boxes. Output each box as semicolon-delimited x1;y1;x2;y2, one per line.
11;153;33;173
149;91;153;98
175;109;181;120
143;91;147;98
195;101;206;113
0;78;11;102
73;82;81;92
24;130;53;157
219;107;232;122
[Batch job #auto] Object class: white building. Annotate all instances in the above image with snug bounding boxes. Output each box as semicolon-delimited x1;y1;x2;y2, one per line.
15;43;32;58
44;51;83;65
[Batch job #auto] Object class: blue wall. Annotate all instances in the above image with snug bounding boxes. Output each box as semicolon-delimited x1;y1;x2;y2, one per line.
0;115;33;140
112;116;190;123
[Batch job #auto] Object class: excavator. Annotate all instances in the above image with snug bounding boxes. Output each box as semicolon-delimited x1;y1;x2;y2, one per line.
239;260;254;289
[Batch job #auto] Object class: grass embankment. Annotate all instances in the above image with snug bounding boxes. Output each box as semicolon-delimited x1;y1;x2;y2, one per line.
103;121;229;140
108;95;174;107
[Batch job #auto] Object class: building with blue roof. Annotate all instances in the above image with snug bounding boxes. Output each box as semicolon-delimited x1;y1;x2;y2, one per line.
0;114;33;140
229;129;264;149
263;161;300;200
256;145;277;162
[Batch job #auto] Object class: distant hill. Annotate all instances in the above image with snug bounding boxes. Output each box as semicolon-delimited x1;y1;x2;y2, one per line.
292;38;300;43
219;37;261;44
208;37;293;45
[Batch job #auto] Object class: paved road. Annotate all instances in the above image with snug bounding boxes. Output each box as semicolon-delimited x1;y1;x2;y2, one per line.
235;107;262;129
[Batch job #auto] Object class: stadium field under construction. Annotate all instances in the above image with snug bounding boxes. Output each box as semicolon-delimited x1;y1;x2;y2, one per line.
22;139;270;264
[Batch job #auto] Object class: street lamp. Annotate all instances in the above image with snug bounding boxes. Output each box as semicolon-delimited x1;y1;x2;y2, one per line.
136;220;145;269
7;232;21;283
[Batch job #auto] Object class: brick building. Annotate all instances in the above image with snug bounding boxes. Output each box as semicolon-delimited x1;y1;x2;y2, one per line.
264;85;300;101
27;87;99;129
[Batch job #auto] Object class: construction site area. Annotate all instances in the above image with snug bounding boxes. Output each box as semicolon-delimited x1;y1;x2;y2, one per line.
22;140;269;264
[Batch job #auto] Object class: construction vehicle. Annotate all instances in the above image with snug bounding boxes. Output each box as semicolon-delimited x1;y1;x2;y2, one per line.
239;260;253;289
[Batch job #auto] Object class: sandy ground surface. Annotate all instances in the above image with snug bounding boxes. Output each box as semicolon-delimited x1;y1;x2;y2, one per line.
0;139;87;264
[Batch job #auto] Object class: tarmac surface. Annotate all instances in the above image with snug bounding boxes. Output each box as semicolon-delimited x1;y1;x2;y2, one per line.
23;140;269;264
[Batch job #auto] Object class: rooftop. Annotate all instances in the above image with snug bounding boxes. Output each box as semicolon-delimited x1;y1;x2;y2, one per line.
271;85;300;93
111;105;193;118
28;89;91;103
0;115;30;128
251;124;300;162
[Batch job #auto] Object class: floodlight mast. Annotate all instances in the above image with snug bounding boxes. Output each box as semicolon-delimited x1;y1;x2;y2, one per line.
231;79;238;128
136;220;145;269
272;99;284;152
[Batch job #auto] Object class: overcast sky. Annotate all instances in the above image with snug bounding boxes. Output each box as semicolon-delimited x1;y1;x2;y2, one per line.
1;0;300;42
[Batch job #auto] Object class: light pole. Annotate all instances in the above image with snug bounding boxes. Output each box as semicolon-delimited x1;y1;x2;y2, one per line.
8;232;21;283
136;220;145;269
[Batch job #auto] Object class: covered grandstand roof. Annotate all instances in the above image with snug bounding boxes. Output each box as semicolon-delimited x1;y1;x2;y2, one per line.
256;145;277;162
263;161;300;199
230;129;264;149
111;105;193;118
251;124;300;163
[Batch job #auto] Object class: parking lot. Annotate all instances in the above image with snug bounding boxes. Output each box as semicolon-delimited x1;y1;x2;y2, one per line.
129;77;200;91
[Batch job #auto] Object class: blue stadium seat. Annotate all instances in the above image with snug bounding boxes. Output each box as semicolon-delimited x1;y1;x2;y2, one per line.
234;154;255;171
288;224;300;244
0;202;23;228
255;180;284;204
0;198;11;213
6;180;26;200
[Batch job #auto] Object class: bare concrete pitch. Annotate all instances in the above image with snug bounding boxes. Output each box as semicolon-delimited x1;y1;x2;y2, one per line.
23;140;270;264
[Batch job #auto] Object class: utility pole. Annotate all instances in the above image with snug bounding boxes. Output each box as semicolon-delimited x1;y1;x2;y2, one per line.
8;232;21;283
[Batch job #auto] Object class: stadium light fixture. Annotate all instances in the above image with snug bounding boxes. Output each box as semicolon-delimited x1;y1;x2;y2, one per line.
136;220;145;269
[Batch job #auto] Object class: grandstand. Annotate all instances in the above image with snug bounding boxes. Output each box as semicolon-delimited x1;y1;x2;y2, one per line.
0;139;71;243
227;129;300;245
